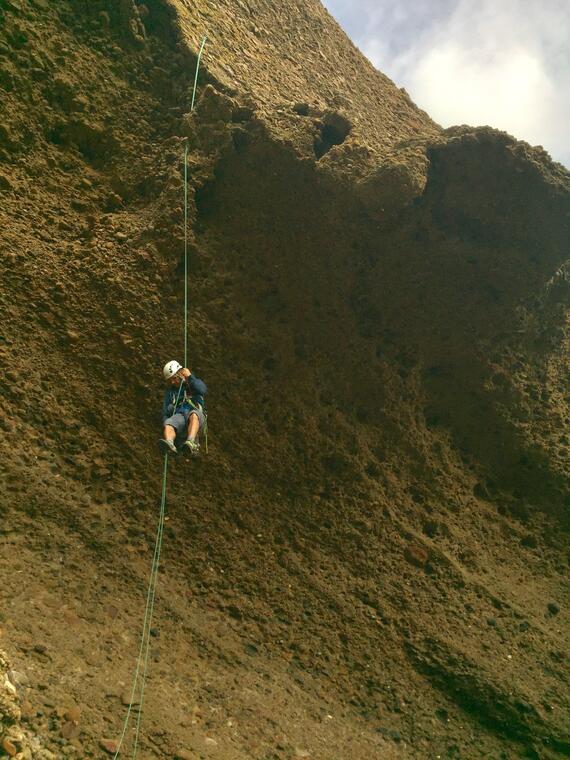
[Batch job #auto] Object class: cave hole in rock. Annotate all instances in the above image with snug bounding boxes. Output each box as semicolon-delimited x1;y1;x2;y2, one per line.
314;114;352;159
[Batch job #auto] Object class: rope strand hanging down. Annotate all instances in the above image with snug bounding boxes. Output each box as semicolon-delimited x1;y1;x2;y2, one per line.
185;35;208;369
112;452;169;759
113;34;208;757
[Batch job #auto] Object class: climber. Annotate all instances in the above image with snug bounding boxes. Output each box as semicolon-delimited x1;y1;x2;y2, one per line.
159;360;207;457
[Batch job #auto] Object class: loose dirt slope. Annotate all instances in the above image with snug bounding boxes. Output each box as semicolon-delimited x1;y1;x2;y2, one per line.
0;1;569;759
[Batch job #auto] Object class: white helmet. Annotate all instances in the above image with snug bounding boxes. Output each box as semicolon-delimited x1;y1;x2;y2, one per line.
163;360;182;380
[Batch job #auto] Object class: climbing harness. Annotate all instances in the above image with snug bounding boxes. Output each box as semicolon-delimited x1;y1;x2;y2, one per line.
113;35;208;759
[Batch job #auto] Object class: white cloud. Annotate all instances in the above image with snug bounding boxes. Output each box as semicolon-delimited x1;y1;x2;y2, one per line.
323;0;570;167
411;45;555;141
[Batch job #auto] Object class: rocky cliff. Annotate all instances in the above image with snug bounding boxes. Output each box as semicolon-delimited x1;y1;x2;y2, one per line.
0;1;568;758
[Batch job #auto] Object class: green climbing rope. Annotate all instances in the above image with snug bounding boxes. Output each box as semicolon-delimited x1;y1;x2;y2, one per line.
130;452;169;758
191;36;208;112
184;141;189;370
114;35;208;759
185;35;207;369
113;453;169;760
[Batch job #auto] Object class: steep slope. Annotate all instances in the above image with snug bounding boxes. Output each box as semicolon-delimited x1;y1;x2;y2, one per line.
170;0;439;158
1;1;568;759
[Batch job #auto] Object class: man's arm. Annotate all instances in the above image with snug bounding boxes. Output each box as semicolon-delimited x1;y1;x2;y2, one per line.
188;375;207;397
180;368;207;397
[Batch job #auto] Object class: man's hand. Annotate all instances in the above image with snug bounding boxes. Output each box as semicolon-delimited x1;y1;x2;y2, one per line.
180;368;191;378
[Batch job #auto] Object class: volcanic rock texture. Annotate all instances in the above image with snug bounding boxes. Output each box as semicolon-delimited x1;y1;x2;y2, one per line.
0;1;569;758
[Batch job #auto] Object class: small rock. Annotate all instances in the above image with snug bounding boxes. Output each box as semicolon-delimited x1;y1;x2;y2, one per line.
2;738;17;757
7;669;28;689
74;95;89;112
404;542;429;568
105;192;123;211
204;737;218;747
30;66;48;82
34;644;47;654
292;102;310;116
61;720;80;740
120;691;139;707
520;534;537;549
21;699;34;719
422;520;439;538
174;751;193;760
99;739;119;754
62;610;81;626
3;676;17;697
0;172;13;191
71;198;90;212
37;751;56;760
104;604;119;620
547;602;560;616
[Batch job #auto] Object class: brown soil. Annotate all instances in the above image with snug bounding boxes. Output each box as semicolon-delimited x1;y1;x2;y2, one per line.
0;1;569;759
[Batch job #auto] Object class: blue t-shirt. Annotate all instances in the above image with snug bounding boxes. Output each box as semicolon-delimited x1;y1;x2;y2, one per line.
161;375;207;423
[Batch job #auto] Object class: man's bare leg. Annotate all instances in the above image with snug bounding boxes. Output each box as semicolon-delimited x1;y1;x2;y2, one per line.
187;413;199;442
163;424;176;442
159;424;178;455
180;413;200;457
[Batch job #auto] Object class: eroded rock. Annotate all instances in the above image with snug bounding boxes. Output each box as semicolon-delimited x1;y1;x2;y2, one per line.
357;146;428;220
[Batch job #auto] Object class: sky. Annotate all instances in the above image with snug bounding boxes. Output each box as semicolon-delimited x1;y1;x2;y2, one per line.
321;0;570;168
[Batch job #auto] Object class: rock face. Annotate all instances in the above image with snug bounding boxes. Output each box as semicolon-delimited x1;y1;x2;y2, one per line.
0;650;53;759
356;146;429;220
0;1;568;759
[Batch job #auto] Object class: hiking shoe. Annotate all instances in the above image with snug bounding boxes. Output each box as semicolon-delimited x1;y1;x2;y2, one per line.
158;439;178;456
182;439;200;457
